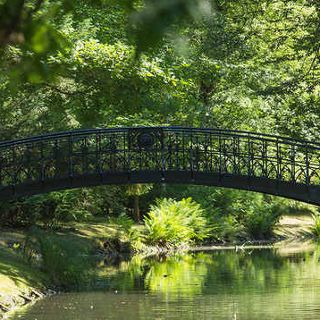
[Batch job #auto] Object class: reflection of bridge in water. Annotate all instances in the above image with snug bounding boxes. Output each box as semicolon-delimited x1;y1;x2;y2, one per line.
0;126;320;204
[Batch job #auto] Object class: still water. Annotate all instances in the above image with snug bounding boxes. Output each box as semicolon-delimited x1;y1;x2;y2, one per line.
9;242;320;320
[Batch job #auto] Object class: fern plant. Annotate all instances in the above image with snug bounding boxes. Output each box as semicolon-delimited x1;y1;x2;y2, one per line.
143;198;209;246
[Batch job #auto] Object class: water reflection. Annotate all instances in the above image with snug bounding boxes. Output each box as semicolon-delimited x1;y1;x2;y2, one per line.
9;241;320;320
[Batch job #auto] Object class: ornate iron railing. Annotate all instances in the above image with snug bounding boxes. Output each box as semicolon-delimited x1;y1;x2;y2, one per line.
1;126;320;204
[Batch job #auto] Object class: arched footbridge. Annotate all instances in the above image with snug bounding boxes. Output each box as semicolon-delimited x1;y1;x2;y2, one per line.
1;126;320;204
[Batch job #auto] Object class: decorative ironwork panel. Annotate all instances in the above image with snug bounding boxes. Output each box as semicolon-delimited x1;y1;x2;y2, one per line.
128;128;163;171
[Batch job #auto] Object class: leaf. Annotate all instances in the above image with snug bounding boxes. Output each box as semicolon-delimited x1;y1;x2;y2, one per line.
130;0;212;53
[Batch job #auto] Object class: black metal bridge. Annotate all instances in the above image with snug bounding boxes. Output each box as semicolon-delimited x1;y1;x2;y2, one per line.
1;126;320;204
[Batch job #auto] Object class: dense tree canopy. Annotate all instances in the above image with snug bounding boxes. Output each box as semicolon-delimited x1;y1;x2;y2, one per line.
0;0;319;138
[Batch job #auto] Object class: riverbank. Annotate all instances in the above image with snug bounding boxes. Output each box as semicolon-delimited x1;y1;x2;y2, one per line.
0;213;316;319
0;219;141;318
0;230;48;318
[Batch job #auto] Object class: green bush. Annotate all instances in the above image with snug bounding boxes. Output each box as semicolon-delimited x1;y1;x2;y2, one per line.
107;213;134;233
153;186;292;242
217;215;246;243
0;190;93;228
0;198;40;227
106;213;140;251
24;228;94;289
0;186;128;228
311;213;320;238
143;197;209;246
241;202;281;240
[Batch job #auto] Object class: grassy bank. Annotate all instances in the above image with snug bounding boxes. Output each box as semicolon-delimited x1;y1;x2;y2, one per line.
0;230;48;317
0;221;134;317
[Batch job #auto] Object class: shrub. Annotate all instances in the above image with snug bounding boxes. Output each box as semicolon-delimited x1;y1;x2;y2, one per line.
143;198;209;246
0;186;128;228
107;213;134;233
106;213;140;252
0;198;40;227
311;213;320;238
241;202;281;240
24;228;94;289
217;215;246;243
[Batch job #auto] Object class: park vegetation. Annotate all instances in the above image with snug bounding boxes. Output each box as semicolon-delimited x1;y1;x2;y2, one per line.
0;0;320;313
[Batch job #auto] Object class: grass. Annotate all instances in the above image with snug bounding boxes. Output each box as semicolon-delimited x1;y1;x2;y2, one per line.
0;236;48;313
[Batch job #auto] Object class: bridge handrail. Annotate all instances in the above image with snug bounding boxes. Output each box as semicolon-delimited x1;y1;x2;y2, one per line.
0;126;319;150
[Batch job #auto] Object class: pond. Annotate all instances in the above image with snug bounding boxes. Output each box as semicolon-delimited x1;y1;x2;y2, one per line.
9;242;320;320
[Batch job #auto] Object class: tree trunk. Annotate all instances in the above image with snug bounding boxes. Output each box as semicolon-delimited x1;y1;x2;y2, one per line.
133;195;140;222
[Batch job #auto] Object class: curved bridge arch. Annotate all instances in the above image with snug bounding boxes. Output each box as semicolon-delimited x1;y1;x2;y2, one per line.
1;126;320;205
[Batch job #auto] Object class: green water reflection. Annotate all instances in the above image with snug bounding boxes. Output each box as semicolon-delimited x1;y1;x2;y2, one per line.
10;242;320;320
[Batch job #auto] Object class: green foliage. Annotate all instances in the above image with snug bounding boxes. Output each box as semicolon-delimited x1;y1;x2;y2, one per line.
107;213;134;233
0;198;39;227
154;186;287;241
24;228;94;289
144;197;209;246
210;192;283;240
0;0;213;83
131;0;212;53
311;213;320;238
241;203;282;240
221;192;282;240
1;0;319;137
0;186;128;228
0;190;92;228
36;190;93;225
213;215;245;243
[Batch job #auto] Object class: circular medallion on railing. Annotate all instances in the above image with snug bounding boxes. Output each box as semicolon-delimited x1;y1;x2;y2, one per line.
137;132;155;149
128;128;163;150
